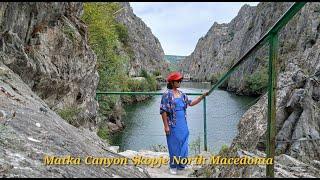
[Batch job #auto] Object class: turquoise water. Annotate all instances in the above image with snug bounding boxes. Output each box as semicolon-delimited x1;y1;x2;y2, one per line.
109;82;257;154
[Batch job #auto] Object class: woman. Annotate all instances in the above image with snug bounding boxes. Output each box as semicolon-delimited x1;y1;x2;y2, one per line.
160;71;209;175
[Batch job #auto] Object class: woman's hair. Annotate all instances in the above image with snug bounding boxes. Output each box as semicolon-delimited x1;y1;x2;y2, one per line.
167;82;173;89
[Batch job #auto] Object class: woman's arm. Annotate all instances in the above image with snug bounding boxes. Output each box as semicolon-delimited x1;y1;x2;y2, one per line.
189;91;209;106
161;112;170;135
160;92;171;135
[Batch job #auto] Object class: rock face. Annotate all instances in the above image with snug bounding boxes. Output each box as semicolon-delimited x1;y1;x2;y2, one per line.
116;2;169;77
0;63;149;177
179;2;320;95
0;2;99;127
179;3;258;86
186;2;320;177
228;63;320;163
230;2;320;164
193;149;320;178
101;2;169;133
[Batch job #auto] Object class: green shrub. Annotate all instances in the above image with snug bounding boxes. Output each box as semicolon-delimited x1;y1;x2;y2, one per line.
127;79;144;91
190;135;201;155
115;23;129;45
146;75;157;91
57;106;81;126
210;72;224;83
140;69;149;78
229;31;235;38
126;75;157;92
218;144;229;155
245;66;268;94
63;24;76;43
153;70;161;76
97;126;109;140
82;2;131;116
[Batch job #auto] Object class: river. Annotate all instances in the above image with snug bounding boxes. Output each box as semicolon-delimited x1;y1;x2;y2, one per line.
110;82;257;155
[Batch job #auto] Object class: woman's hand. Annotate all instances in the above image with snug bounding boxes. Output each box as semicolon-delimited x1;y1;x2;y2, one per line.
200;91;209;100
202;91;209;97
164;126;170;135
161;112;170;135
190;91;209;106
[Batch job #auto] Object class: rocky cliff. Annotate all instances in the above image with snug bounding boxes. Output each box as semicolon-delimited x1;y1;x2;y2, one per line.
0;63;148;177
116;2;169;77
186;2;320;177
179;2;316;95
179;4;257;85
0;2;98;127
0;2;151;177
79;2;169;134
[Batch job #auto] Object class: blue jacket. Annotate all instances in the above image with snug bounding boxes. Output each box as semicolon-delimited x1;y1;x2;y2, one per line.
160;89;192;127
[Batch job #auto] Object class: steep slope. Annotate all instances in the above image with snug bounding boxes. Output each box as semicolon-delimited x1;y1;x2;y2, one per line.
184;2;320;177
0;63;149;177
81;2;168;134
0;2;153;177
179;3;299;95
116;2;169;77
0;2;98;127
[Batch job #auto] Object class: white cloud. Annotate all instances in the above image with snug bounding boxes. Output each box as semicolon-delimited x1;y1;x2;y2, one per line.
130;2;259;56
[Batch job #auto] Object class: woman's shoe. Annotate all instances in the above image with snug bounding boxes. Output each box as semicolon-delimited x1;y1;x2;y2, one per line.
177;165;191;172
169;168;177;175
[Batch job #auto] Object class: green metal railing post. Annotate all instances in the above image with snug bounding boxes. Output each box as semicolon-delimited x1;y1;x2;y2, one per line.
203;96;207;151
266;33;278;178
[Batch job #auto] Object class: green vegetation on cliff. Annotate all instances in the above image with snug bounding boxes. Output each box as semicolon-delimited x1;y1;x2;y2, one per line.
57;106;82;127
164;55;186;71
82;2;158;139
244;65;268;95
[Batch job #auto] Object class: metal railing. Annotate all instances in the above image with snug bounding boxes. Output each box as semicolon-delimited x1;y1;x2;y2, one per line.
95;91;208;151
96;2;307;177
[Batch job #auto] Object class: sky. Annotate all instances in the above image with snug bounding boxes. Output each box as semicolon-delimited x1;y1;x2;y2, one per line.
130;2;259;56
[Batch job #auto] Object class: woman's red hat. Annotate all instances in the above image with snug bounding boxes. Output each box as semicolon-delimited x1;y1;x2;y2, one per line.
167;71;183;82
